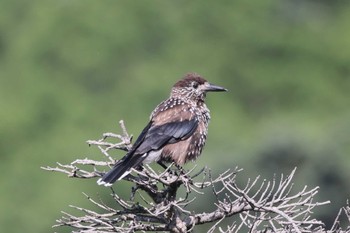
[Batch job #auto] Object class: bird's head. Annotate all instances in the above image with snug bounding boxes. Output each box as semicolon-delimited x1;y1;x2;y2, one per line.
171;73;227;103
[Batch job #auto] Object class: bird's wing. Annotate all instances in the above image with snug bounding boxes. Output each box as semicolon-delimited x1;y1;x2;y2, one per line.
127;101;199;156
134;118;198;154
135;101;199;154
97;104;198;185
121;118;198;169
126;120;153;156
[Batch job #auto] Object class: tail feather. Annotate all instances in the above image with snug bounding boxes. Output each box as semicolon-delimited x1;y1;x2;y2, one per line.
97;154;145;186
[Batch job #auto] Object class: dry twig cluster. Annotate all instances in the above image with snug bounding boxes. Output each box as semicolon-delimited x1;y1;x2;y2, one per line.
42;121;350;233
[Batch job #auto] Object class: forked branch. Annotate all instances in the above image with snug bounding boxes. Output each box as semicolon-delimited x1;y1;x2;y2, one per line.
43;121;349;233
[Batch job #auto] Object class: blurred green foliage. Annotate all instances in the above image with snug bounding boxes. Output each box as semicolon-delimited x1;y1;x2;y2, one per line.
1;0;350;232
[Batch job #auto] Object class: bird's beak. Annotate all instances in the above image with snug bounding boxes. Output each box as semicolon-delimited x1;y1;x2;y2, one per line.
205;83;228;92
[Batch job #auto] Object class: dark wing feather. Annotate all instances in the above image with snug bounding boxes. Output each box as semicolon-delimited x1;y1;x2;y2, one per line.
98;153;146;185
135;118;198;154
120;121;153;162
98;118;198;185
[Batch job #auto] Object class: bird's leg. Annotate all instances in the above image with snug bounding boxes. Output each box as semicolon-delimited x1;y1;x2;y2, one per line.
175;164;185;174
157;161;168;170
175;164;192;184
157;161;179;177
135;164;144;172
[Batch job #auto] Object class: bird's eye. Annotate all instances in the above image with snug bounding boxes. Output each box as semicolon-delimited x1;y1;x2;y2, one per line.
192;82;199;89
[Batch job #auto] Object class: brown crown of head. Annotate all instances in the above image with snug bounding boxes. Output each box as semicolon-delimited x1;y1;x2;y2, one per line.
173;72;227;93
173;73;207;88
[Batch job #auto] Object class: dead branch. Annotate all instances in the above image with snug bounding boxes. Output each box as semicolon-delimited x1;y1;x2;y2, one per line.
43;120;350;233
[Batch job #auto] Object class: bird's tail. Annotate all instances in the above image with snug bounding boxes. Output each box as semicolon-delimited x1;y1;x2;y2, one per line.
97;154;145;187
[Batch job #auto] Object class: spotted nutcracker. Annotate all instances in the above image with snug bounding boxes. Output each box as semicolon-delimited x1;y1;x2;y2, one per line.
97;73;227;186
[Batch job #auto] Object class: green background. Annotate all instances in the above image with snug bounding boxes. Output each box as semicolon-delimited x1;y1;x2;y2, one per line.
1;0;350;232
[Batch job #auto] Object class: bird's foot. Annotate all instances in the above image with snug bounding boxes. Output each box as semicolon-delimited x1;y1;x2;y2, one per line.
157;161;180;177
174;165;193;184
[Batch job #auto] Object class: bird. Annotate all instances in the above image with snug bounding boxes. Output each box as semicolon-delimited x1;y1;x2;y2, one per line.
97;72;227;186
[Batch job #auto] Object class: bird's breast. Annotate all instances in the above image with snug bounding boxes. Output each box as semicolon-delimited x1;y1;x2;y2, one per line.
161;120;208;165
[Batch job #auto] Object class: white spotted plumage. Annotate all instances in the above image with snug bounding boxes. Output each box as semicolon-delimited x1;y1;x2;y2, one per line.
97;73;226;186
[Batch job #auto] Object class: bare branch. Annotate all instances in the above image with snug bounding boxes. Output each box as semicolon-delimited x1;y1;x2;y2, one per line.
43;121;350;232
